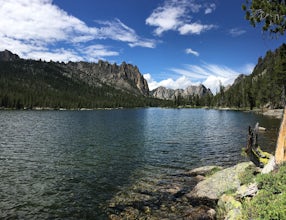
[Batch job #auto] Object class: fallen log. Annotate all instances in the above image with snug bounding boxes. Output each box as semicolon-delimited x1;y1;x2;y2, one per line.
245;123;271;168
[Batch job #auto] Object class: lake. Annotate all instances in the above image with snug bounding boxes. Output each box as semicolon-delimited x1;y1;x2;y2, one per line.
0;108;280;219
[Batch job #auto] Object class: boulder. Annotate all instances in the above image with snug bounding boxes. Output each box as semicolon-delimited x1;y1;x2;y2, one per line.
235;183;258;198
187;162;253;200
186;165;222;176
217;194;242;220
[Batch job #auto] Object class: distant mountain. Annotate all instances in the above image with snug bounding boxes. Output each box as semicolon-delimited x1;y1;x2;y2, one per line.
214;43;286;109
0;50;171;109
151;84;213;100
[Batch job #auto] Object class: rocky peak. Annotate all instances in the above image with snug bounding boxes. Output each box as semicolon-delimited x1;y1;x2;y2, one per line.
151;86;176;100
183;84;211;97
0;50;20;61
64;60;149;96
151;84;212;100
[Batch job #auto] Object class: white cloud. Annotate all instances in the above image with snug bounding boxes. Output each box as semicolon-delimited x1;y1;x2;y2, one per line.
145;0;188;36
229;28;246;37
0;0;95;44
96;19;156;48
80;45;119;62
179;23;216;35
185;48;199;56
0;0;156;62
172;63;242;93
144;73;194;90
146;0;217;36
145;62;244;94
204;3;216;14
240;63;255;74
28;48;83;62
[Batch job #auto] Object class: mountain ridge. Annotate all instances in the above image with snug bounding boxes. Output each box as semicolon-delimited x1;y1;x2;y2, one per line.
0;50;149;96
151;84;213;101
0;50;172;109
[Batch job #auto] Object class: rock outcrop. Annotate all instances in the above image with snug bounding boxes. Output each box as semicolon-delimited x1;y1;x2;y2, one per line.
0;50;149;96
0;50;20;62
63;60;149;96
151;84;212;100
187;162;253;200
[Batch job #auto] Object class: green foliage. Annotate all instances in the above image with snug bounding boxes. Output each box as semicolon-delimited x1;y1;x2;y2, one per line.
242;164;286;219
205;167;222;177
242;0;286;36
214;43;286;109
0;60;173;109
238;164;258;185
173;93;213;108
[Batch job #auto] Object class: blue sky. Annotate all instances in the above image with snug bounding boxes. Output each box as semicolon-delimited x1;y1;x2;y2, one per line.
0;0;285;93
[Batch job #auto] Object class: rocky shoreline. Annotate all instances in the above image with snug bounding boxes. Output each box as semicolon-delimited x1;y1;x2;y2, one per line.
215;107;284;119
257;108;284;119
107;162;256;219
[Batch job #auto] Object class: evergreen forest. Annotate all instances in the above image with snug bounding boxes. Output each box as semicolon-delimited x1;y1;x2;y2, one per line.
213;43;286;109
0;59;172;109
0;43;286;110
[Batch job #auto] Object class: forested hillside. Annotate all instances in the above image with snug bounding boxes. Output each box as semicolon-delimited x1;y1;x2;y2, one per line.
0;55;171;109
213;43;286;109
1;43;286;110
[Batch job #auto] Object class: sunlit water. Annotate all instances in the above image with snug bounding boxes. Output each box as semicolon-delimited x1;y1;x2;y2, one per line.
0;108;280;219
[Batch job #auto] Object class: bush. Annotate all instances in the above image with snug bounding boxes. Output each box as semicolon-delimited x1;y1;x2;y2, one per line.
242;164;286;219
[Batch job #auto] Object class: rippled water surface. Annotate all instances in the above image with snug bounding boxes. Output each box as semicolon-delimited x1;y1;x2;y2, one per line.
0;108;280;219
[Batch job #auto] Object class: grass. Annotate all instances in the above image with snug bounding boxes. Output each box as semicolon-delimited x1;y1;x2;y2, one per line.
241;163;286;220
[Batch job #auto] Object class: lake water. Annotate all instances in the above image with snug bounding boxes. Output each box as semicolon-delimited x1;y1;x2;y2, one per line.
0;108;280;219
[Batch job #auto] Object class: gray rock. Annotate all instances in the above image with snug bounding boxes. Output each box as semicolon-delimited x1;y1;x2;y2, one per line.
151;84;212;100
186;165;222;176
217;194;242;220
64;60;149;96
235;183;258;198
0;50;20;61
187;162;253;200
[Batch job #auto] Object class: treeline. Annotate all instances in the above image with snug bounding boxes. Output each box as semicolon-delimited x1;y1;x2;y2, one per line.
0;60;172;109
171;44;286;109
213;43;286;109
173;93;213;107
1;43;285;110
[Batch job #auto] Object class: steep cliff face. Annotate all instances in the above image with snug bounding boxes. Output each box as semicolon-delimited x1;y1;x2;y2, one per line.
151;84;212;100
63;60;149;96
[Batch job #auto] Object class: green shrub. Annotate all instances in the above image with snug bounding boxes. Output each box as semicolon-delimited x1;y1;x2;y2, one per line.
242;164;286;219
238;164;258;185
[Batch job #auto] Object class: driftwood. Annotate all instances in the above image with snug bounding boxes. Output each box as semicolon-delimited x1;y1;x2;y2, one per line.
245;123;271;168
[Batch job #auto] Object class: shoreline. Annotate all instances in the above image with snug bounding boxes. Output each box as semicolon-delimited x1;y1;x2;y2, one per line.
0;106;284;118
213;107;284;119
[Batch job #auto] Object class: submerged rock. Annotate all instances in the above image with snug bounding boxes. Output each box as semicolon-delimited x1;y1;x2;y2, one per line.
107;162;254;219
186;165;222;176
183;206;216;220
